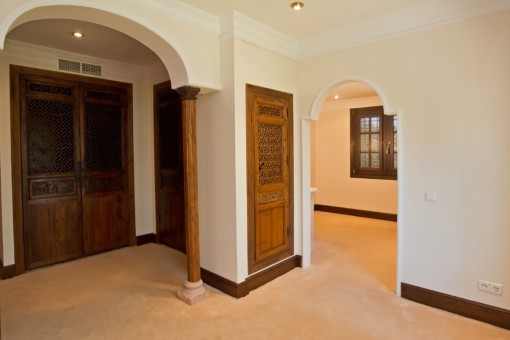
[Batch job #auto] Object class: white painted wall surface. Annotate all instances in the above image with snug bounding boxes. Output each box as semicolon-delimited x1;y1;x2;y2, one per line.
312;96;398;214
234;38;299;282
299;10;510;309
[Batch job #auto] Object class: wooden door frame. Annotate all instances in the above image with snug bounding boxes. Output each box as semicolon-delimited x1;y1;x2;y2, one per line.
10;65;136;275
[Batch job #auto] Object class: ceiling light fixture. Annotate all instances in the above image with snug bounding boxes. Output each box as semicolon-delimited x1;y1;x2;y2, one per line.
290;2;304;11
73;32;84;38
334;95;340;100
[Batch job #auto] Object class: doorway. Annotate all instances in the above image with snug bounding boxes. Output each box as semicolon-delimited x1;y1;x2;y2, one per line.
309;80;398;291
11;65;135;272
153;81;186;253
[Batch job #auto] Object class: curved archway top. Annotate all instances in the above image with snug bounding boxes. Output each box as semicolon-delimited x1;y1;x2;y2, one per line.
0;1;221;91
309;77;399;121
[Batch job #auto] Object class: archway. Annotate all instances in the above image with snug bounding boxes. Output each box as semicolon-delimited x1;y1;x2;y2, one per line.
302;77;402;294
0;3;208;304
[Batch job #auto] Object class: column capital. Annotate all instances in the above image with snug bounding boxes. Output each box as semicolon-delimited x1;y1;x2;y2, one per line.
176;86;200;100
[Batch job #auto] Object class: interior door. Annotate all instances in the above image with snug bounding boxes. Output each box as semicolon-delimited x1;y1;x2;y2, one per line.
246;84;294;274
154;82;186;252
21;75;83;269
81;84;131;255
15;66;133;270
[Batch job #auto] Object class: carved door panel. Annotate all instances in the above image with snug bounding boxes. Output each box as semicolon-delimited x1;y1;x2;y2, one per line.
246;84;294;274
21;76;83;269
81;85;130;255
17;67;132;269
154;82;186;252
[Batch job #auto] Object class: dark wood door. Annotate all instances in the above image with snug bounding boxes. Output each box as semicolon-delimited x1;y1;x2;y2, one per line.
15;66;133;270
21;76;83;269
81;84;130;255
246;84;294;274
154;82;186;252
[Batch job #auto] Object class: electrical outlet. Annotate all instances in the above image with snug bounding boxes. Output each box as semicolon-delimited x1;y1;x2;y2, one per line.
478;279;503;296
492;283;503;296
478;280;491;292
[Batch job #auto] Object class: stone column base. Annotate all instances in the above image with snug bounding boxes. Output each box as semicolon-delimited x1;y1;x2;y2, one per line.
177;279;210;305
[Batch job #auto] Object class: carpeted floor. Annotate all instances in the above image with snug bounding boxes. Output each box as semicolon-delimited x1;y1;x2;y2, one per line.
1;212;509;339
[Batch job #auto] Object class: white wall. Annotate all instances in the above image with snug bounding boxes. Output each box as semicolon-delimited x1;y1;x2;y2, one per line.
234;38;299;282
0;40;163;265
312;96;398;214
300;10;510;309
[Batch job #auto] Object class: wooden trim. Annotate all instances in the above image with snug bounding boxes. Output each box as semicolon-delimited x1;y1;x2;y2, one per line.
201;255;302;298
136;233;156;246
1;261;16;280
401;283;510;330
314;204;397;222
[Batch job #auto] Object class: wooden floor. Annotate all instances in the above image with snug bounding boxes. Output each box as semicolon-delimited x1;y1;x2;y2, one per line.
1;212;508;339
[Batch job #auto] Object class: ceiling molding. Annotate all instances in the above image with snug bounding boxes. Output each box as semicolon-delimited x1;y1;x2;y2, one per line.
233;11;298;60
298;0;510;59
149;0;220;36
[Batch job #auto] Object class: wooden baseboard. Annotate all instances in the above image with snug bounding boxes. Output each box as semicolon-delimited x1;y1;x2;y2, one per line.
0;259;16;280
401;283;510;330
136;233;156;246
201;255;302;298
314;204;397;222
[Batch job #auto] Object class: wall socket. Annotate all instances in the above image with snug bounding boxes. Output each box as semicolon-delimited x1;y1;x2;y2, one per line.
478;279;503;296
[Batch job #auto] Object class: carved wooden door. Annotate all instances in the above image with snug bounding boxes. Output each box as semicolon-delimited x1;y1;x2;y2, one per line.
81;84;130;255
154;82;186;252
17;67;132;269
246;84;294;274
21;76;83;269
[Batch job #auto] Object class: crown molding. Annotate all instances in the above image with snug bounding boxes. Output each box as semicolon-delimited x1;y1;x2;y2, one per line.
149;0;220;36
320;96;382;113
298;0;510;59
232;11;298;60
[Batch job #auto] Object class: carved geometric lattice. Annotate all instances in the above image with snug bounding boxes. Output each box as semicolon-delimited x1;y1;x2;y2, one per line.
258;105;282;118
86;90;121;103
257;122;284;185
29;82;73;96
85;104;123;172
27;99;75;175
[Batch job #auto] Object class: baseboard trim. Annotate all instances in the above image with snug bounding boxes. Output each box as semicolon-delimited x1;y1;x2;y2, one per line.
314;204;397;222
401;283;510;330
1;259;16;280
201;255;302;299
136;233;156;246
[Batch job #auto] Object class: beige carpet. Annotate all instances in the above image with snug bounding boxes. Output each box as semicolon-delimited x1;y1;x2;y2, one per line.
1;212;509;339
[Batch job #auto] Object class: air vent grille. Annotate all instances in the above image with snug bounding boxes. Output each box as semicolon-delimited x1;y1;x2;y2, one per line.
58;58;102;77
58;58;80;73
82;63;102;76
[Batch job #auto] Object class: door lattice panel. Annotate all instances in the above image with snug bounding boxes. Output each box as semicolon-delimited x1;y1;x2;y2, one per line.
85;104;123;172
27;99;75;175
257;122;284;185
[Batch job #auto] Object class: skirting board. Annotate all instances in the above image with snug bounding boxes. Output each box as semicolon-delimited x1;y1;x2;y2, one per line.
314;204;397;222
0;259;16;280
401;283;510;330
201;255;302;299
136;233;156;246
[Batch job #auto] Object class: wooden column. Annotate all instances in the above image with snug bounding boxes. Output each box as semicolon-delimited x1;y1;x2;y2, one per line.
175;85;209;305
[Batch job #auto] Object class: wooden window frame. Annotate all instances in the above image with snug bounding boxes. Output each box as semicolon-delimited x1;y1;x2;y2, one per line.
350;106;397;180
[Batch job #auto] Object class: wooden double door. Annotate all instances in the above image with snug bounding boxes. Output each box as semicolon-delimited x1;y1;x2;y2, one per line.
12;66;134;270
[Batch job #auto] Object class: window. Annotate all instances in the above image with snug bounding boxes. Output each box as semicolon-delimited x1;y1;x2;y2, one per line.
350;106;397;180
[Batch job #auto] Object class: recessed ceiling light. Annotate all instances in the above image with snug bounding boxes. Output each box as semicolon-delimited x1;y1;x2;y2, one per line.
73;32;84;38
334;95;340;100
290;2;304;11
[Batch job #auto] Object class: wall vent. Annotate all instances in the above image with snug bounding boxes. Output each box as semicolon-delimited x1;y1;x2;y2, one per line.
58;58;102;77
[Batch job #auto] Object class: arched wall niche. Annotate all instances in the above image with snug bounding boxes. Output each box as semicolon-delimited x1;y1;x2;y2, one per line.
0;2;220;91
